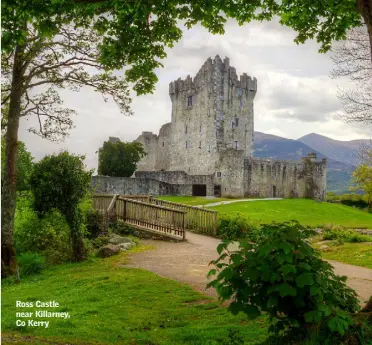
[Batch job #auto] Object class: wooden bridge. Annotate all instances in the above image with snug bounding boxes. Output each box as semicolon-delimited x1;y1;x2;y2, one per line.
92;195;217;240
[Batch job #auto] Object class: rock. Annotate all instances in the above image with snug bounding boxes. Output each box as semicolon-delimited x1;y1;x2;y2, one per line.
118;242;134;251
97;244;120;258
133;230;141;237
319;244;331;252
108;236;134;245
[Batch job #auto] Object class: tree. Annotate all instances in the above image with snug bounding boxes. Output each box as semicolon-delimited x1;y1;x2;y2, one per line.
1;138;34;192
29;151;92;262
331;26;372;124
1;20;131;277
352;164;372;205
98;139;146;177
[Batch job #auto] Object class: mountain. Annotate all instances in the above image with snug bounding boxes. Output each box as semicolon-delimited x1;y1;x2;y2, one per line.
298;133;368;167
253;131;356;194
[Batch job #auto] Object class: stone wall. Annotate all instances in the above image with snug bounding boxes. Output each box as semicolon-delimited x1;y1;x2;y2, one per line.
91;176;192;196
243;155;327;200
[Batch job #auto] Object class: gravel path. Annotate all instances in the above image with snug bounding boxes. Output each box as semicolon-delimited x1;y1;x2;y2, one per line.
126;231;372;306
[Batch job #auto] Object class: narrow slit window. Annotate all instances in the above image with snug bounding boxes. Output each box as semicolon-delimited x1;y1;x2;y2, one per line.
186;141;188;148
199;141;201;148
187;95;193;106
233;141;238;150
185;125;188;134
216;172;222;178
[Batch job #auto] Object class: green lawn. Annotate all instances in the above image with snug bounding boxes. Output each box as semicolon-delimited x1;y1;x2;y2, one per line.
314;242;372;269
157;196;232;206
2;252;267;345
209;199;372;228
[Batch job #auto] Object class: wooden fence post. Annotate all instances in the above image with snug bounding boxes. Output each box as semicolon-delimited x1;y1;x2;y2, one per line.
123;199;127;221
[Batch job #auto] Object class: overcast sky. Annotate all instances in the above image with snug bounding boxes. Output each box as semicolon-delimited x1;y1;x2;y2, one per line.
18;17;370;171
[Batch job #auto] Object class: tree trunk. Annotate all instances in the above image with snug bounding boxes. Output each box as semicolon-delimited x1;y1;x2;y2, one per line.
357;0;372;61
65;207;86;262
1;44;25;278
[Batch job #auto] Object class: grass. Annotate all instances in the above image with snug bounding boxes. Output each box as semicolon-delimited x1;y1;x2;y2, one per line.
313;242;372;269
209;199;372;228
156;196;232;206
2;250;268;345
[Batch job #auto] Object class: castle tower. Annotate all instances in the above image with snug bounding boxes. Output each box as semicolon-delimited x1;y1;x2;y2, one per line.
168;55;257;175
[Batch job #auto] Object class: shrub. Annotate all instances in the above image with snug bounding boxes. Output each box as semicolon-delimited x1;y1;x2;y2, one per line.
208;221;360;341
110;219;135;236
323;229;372;243
216;215;260;240
85;210;106;238
17;252;46;277
14;194;71;264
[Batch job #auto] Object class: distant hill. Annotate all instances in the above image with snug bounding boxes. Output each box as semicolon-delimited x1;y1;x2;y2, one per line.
298;133;368;166
253;132;356;194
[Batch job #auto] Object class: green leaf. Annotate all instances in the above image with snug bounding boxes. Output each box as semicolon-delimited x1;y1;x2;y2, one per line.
304;310;323;323
281;264;296;276
295;273;314;288
277;283;297;297
244;305;261;319
207;269;217;278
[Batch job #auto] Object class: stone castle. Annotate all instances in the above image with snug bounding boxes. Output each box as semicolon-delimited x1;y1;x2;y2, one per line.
96;56;327;200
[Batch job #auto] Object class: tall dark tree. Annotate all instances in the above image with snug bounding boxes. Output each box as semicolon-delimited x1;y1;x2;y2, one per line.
98;140;146;177
29;152;92;262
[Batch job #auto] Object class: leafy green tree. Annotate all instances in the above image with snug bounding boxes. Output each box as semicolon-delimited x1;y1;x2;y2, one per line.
29;152;92;262
208;221;359;340
98;140;146;177
1;137;34;191
1;19;131;277
352;164;372;205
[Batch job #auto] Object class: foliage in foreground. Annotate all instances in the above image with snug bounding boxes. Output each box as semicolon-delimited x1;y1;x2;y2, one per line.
14;193;71;265
208;221;360;342
30;152;92;262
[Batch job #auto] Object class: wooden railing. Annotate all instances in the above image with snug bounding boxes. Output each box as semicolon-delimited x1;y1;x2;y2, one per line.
92;194;186;239
115;197;186;239
92;194;114;211
147;198;217;235
92;194;217;237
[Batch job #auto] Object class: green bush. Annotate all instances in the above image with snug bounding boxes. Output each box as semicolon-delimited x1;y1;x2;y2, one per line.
91;236;110;249
208;221;360;341
216;215;261;240
17;252;46;277
323;229;372;243
110;219;135;236
85;210;106;238
14;194;71;264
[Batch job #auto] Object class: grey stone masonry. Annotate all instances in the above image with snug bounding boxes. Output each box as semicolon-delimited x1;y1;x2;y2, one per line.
99;56;326;200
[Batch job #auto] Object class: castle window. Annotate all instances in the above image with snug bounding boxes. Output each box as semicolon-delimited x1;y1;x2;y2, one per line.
208;145;211;152
235;117;239;127
200;125;202;133
162;142;164;147
232;118;239;128
186;141;188;148
240;99;243;107
233;141;238;150
187;95;193;106
185;125;188;134
216;172;222;178
199;141;201;148
237;88;242;96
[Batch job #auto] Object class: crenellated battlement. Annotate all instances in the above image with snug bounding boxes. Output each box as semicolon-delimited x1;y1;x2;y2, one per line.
169;55;257;97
